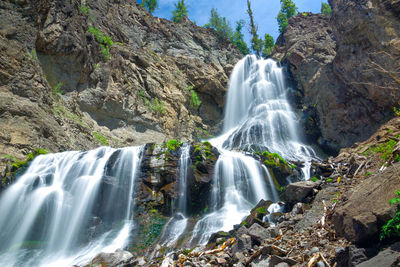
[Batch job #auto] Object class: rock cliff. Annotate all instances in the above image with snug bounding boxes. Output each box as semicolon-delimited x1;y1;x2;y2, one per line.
0;0;241;173
273;0;400;152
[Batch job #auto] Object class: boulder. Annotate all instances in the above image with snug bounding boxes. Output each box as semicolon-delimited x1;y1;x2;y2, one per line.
248;223;271;245
88;249;133;267
332;164;400;245
281;181;320;205
357;242;400;267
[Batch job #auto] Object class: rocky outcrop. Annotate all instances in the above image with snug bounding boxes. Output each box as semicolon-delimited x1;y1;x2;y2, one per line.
273;0;400;152
0;0;241;174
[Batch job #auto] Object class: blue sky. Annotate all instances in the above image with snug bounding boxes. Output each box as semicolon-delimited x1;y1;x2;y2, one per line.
144;0;328;44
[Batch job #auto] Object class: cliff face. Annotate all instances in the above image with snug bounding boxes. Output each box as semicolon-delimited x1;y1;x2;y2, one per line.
273;0;400;152
0;0;241;171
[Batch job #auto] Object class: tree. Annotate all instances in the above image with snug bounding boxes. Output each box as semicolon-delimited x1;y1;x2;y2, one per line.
321;2;332;15
232;20;250;55
204;8;233;41
246;0;263;56
262;34;274;57
172;0;188;23
277;0;298;33
141;0;158;15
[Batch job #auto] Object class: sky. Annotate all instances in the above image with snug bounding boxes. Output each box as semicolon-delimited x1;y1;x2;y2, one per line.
144;0;328;44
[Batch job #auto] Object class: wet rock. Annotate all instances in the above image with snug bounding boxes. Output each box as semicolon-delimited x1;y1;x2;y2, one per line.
89;249;133;267
281;181;320;205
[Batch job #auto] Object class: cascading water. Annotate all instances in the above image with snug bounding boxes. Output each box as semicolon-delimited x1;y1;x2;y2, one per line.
0;146;143;267
190;55;317;244
159;144;191;246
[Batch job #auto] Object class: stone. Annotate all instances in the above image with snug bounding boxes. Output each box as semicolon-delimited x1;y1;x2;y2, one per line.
232;234;252;254
316;261;325;267
281;181;320;205
357;244;400;267
333;164;400;245
269;255;298;267
275;263;290;267
334;245;368;267
308;247;320;256
90;249;134;266
248;223;271;244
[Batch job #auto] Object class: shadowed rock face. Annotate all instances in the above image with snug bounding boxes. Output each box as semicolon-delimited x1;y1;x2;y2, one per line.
0;0;241;173
273;0;400;153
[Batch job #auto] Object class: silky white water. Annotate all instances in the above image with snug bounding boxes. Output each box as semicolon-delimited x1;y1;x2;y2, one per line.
0;146;143;266
159;144;190;246
190;55;317;244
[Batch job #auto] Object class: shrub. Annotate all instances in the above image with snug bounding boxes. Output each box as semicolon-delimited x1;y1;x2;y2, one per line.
53;82;63;98
381;191;400;240
88;26;114;60
92;132;109;146
190;90;201;108
321;3;332;15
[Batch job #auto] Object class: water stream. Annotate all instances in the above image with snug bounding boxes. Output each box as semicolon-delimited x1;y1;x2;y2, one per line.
190;55;317;244
0;146;143;266
0;55;317;265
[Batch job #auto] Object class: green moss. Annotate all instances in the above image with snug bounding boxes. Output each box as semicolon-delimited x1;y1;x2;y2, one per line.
261;151;287;168
92;132;109;146
53;82;63;98
311;176;319;182
256;206;267;214
2;149;49;186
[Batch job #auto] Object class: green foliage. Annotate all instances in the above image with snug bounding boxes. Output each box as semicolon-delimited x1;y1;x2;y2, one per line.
311;176;320;182
92;132;109;146
326;178;333;182
27;49;37;60
190;90;202;108
262;34;274;57
277;0;298;33
153;98;166;115
184;85;194;91
232;20;250;55
366;172;372;176
394;107;400;117
182;247;195;256
172;0;188;23
395;154;400;162
165;139;183;151
78;5;90;14
53;82;63;98
247;0;263;56
381;191;400;240
321;3;332;15
362;137;399;162
204;8;233;41
88;26;114;60
141;0;158;14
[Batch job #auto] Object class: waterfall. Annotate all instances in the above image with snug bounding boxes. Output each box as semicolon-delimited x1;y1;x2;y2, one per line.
190;55;317;244
0;146;143;267
159;144;191;246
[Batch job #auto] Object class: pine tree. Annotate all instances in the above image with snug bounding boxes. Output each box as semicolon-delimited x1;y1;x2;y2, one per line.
141;0;158;15
204;8;233;41
262;34;274;57
277;0;298;33
246;0;263;56
232;20;250;55
172;0;188;23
